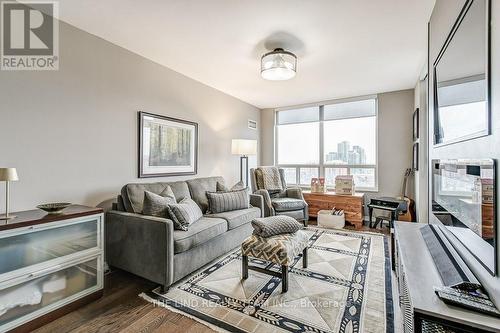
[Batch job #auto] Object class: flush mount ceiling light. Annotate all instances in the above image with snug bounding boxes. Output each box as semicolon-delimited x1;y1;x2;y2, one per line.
261;48;297;81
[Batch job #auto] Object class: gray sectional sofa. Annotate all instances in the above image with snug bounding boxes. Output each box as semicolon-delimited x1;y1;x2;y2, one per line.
106;176;263;292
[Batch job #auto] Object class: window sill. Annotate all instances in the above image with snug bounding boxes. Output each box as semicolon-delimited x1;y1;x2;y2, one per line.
292;185;379;193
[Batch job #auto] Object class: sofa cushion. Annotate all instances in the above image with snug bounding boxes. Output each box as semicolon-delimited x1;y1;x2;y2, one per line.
271;197;306;211
168;198;203;231
142;189;176;217
186;177;225;213
121;181;190;213
206;207;261;230
206;189;249;214
173;217;228;253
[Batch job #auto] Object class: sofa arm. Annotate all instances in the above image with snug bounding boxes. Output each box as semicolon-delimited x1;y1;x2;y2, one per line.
105;210;174;288
249;194;264;217
253;189;275;217
286;187;305;201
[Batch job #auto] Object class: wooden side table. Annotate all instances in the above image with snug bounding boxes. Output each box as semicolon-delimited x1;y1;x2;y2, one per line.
302;191;365;229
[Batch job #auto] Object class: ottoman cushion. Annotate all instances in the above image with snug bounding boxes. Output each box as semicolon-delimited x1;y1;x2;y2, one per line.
251;215;302;237
241;230;309;266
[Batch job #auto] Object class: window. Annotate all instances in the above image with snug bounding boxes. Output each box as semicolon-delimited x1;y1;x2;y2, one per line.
277;122;319;165
275;97;378;191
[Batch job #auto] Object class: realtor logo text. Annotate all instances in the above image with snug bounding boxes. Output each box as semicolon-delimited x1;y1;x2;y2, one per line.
1;1;59;70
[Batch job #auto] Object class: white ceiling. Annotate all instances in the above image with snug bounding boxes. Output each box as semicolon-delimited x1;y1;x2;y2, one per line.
57;0;435;109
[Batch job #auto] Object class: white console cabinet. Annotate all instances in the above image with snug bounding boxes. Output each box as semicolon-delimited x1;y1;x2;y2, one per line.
394;222;500;333
0;206;104;333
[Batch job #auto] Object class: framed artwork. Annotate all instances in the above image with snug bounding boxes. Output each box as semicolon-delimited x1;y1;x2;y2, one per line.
412;142;419;171
413;108;419;141
138;111;198;178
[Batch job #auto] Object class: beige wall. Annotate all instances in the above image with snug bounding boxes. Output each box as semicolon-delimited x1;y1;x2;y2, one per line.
260;108;275;165
375;90;415;202
0;20;260;212
413;77;429;223
259;89;415;212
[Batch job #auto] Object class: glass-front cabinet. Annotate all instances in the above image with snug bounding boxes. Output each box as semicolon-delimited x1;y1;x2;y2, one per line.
0;213;104;332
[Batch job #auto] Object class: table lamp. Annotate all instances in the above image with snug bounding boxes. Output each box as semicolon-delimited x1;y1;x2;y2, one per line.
0;168;19;220
231;139;257;187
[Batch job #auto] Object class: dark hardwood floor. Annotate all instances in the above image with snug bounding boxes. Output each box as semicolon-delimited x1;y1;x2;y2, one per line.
34;220;390;333
33;269;214;333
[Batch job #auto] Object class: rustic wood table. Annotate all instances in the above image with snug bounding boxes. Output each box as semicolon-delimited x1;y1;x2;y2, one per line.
302;191;365;229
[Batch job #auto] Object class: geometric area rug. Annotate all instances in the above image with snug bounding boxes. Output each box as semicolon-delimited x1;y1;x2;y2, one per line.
140;227;394;333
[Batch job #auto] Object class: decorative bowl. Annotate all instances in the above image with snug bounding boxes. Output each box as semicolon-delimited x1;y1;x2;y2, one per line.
36;203;71;214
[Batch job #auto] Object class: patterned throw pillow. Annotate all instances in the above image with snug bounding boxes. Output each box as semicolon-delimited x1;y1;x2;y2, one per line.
167;197;203;231
206;188;249;214
216;181;246;192
251;216;302;237
142;188;176;217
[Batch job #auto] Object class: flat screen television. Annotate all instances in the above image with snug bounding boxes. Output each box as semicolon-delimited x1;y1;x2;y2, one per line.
432;159;496;275
433;0;490;146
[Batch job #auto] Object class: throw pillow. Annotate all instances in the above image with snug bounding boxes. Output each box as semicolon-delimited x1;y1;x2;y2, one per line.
167;197;203;231
251;216;302;237
206;188;249;214
216;180;246;192
159;185;177;199
142;188;176;217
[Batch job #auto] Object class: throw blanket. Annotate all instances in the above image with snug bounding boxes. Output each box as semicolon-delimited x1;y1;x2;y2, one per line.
0;281;42;316
258;167;283;191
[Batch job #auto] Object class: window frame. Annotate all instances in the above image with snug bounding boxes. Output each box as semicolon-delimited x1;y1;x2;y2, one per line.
274;95;379;192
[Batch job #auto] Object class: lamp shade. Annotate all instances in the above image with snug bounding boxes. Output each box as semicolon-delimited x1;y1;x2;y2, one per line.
231;139;257;156
0;168;18;181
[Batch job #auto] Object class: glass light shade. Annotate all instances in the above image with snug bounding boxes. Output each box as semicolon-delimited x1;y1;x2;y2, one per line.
261;48;297;81
231;139;257;156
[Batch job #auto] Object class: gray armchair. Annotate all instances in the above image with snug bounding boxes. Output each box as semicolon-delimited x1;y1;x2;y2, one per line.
250;167;308;226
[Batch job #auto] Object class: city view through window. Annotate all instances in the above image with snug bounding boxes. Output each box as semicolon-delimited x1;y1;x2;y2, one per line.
326;141;367;165
276;98;377;190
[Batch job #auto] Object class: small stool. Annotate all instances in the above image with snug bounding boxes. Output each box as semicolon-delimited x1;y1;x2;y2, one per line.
241;230;309;293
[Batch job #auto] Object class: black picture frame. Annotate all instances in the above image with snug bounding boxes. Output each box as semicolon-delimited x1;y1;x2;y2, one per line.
412;142;419;171
138;111;198;178
413;108;419;141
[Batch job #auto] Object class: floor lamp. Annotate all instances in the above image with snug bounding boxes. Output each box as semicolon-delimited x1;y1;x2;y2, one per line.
231;139;257;188
0;168;19;220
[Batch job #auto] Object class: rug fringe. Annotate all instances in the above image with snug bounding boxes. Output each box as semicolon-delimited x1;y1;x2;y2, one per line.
138;292;229;333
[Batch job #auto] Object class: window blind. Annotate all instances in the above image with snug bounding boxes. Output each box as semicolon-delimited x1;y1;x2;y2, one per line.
276;107;319;125
323;99;376;121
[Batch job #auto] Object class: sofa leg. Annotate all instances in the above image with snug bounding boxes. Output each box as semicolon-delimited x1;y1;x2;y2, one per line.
281;265;288;293
242;255;248;279
159;285;169;294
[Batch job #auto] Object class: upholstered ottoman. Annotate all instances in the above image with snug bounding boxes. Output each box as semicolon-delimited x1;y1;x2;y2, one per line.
241;230;309;292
